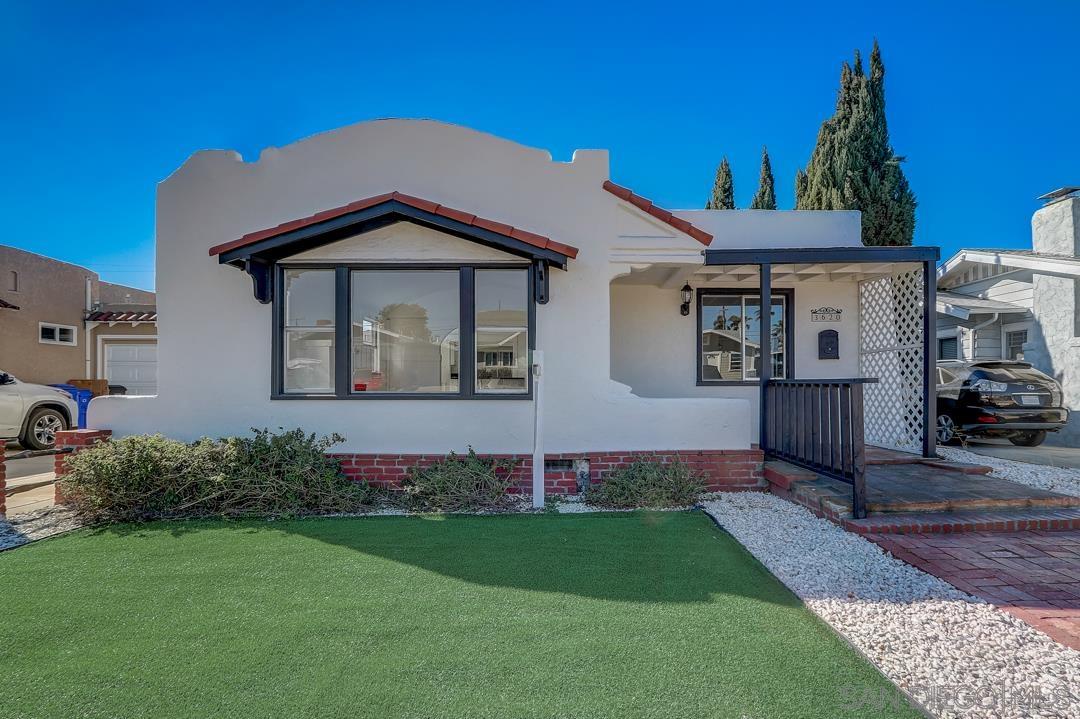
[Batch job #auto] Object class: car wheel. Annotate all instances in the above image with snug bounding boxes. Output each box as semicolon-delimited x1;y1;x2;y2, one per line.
936;414;961;445
21;407;67;451
1009;430;1047;447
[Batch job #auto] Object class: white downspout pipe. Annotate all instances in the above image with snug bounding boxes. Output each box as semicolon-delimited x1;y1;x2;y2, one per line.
84;277;94;378
531;350;544;509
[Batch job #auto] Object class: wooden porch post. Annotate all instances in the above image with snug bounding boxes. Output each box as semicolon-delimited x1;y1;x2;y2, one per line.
922;259;938;458
759;263;772;451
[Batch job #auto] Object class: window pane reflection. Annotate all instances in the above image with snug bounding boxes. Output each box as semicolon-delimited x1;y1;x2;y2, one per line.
350;271;460;393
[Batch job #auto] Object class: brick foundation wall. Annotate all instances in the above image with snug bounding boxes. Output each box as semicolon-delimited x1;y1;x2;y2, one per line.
53;429;112;504
333;449;765;495
41;429;764;505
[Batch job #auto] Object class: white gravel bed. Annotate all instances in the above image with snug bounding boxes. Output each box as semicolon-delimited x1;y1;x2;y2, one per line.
701;492;1080;719
0;506;86;551
938;446;1080;498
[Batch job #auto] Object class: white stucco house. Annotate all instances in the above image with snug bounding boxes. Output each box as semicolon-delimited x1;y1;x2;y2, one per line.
936;187;1080;445
89;120;939;512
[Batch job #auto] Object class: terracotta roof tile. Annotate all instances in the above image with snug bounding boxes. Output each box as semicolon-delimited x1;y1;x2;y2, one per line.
602;180;713;246
208;192;579;260
434;205;476;225
472;217;515;237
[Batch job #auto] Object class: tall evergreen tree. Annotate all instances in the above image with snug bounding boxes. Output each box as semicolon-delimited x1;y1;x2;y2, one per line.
706;157;735;209
794;40;916;245
749;146;777;210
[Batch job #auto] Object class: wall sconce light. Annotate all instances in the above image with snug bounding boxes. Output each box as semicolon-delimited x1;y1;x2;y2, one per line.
680;284;693;316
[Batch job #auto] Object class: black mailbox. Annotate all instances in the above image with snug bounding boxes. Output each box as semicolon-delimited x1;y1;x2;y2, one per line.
818;329;839;360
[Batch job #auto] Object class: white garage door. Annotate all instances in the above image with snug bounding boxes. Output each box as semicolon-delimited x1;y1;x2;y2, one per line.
105;343;158;396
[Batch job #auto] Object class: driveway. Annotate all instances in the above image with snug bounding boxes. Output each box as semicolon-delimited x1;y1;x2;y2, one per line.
963;438;1080;470
4;442;56;515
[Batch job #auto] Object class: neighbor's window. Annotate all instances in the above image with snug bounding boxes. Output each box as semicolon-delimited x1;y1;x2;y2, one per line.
938;336;959;361
699;292;787;382
39;322;77;346
7;270;17;292
475;269;528;393
283;269;335;393
1005;329;1028;360
350;271;460;394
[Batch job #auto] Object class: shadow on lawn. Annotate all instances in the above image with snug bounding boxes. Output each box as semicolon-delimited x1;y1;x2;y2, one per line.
89;511;803;606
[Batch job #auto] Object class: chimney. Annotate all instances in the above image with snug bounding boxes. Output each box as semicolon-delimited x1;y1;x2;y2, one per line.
1033;187;1080;256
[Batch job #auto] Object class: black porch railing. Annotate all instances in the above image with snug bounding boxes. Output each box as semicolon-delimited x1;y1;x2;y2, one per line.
763;378;878;519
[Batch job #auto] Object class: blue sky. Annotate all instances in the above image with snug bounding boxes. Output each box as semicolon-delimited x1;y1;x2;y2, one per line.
3;1;1078;291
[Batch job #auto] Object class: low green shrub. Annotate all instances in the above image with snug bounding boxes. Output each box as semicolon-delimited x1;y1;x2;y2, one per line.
401;448;519;512
59;429;379;521
584;456;705;508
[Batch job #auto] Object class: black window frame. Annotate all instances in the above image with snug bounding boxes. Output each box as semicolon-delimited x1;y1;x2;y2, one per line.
271;263;535;400
696;287;795;386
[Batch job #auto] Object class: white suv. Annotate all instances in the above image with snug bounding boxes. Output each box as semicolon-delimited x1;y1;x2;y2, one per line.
0;371;78;450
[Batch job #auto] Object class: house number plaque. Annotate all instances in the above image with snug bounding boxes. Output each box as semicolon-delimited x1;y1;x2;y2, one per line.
810;307;843;322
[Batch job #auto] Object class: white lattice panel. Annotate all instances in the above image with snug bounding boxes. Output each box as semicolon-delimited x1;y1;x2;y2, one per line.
859;269;925;453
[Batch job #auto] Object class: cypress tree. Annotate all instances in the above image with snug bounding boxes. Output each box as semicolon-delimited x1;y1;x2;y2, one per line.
794;40;916;245
706;157;735;209
749;146;777;210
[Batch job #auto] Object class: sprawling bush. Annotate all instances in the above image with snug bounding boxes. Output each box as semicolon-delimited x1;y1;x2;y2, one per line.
584;456;705;508
401;448;519;512
59;429;378;521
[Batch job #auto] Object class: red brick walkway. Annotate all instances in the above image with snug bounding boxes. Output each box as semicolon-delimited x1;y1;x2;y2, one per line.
869;530;1080;650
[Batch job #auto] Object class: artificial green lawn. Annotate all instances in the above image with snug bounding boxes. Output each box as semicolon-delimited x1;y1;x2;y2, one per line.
0;511;919;718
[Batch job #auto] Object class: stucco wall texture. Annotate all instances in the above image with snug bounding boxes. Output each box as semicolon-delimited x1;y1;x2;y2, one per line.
1027;197;1080;447
0;246;95;384
89;119;864;454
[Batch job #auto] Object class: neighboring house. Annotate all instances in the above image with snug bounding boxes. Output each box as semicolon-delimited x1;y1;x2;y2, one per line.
0;246;158;394
90;120;939;504
936;187;1080;445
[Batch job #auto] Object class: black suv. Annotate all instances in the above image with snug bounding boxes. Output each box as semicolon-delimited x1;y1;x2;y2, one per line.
936;360;1069;447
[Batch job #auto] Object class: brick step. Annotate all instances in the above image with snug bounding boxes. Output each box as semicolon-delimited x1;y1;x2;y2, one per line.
843;508;1080;535
764;458;1080;518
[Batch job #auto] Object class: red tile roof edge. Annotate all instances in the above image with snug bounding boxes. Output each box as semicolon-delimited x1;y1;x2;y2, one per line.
208;191;579;260
602;180;713;246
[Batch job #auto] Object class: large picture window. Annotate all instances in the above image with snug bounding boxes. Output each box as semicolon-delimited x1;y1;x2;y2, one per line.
276;265;532;398
698;290;791;384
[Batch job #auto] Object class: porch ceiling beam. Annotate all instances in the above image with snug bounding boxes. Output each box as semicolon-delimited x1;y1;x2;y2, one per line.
661;266;701;289
705;246;939;266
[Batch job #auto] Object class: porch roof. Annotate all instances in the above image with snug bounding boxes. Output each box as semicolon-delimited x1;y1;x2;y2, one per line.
704;246;939;265
936;290;1028;320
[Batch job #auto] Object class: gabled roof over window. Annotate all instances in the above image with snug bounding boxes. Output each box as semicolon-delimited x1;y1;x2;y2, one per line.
209;192;579;304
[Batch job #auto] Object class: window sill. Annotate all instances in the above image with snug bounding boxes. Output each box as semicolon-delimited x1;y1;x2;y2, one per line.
696;380;762;387
271;393;533;401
